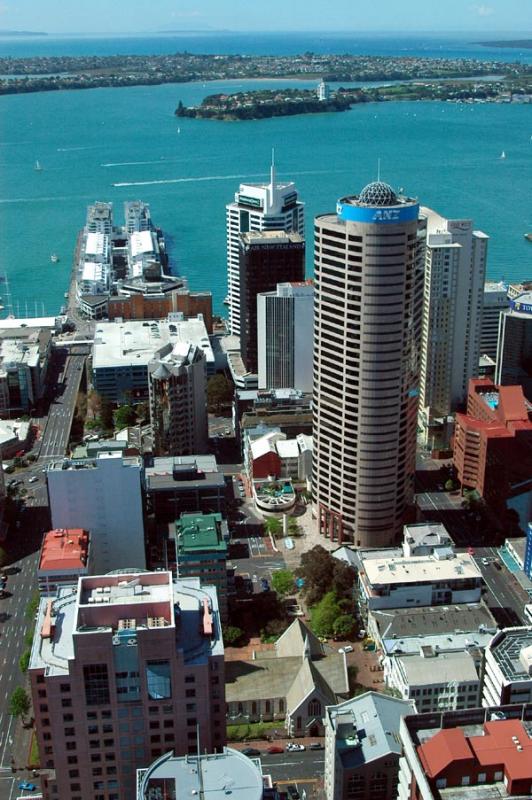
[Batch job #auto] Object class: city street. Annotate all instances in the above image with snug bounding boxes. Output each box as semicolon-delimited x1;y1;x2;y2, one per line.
471;547;528;626
38;353;85;461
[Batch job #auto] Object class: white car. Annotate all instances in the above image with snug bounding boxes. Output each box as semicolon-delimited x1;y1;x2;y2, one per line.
339;645;354;654
28;476;38;483
286;742;305;752
284;537;295;550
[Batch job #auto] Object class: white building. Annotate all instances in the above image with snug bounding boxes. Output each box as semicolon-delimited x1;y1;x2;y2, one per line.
46;451;146;574
388;650;481;713
402;522;454;558
358;551;482;613
419;209;488;445
317;80;330;101
0;326;52;415
313;182;425;547
226;162;304;336
483;627;532;707
257;281;314;392
92;314;214;402
481;281;509;360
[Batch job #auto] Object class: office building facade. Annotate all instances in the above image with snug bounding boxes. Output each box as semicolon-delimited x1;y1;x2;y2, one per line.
226;166;304;336
148;343;208;457
496;288;532;396
239;231;305;374
257;281;314;392
419;210;488;445
313;181;425;546
481;281;509;359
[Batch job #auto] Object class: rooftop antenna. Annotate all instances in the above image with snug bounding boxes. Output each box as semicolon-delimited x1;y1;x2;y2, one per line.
377;158;381;182
196;724;205;799
270;146;276;187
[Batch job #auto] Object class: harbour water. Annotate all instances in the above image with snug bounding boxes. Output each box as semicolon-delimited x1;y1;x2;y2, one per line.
0;33;531;316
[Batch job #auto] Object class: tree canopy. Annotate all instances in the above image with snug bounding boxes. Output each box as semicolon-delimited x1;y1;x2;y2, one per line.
9;687;30;721
310;592;342;637
207;374;234;413
114;404;137;429
271;570;295;596
295;545;357;606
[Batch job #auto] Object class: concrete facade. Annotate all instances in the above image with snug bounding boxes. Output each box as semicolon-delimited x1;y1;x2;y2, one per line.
313;181;425;546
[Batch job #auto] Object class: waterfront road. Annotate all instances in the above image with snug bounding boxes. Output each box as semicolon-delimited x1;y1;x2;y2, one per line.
38;353;85;461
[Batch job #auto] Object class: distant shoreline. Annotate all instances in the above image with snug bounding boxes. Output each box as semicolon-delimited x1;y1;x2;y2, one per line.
0;30;48;37
478;39;532;49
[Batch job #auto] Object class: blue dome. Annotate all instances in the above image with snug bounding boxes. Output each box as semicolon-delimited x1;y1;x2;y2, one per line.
358;181;397;206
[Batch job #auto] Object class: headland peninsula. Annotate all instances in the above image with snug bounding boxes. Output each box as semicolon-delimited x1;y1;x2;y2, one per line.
176;77;532;121
0;51;529;96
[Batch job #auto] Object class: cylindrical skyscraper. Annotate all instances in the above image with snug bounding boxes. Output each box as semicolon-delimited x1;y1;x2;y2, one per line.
312;181;426;547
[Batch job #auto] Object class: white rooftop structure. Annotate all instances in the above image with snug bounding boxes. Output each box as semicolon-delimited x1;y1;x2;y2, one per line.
130;230;155;258
93;316;214;371
363;552;481;586
85;231;109;259
81;262;108;283
276;438;300;459
396;650;480;687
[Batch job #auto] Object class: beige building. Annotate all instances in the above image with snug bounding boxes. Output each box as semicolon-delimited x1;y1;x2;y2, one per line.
313;181;425;546
225;619;348;737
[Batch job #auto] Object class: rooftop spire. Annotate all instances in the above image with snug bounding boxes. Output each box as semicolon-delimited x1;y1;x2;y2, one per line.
270;147;276;187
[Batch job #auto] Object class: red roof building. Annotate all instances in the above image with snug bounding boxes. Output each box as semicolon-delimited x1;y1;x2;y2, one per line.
37;528;91;595
453;379;532;513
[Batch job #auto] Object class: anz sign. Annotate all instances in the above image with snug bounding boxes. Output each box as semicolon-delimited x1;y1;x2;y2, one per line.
337;200;419;224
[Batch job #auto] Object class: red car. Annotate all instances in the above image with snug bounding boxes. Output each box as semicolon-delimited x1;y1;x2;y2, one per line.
267;745;284;754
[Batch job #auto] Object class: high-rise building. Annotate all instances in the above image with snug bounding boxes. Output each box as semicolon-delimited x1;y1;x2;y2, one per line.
46;451;146;574
418;210;488;445
148;343;208;457
313;181;425;547
324;692;415;800
481;281;509;359
29;572;225;800
239;232;305;373
173;513;228;620
483;627;532;707
226;164;305;336
495;287;532;396
257;281;314;392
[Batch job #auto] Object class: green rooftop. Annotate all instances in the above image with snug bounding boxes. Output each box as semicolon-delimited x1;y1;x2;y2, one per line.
175;513;227;554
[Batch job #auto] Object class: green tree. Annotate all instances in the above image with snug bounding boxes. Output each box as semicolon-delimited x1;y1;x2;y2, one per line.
332;561;357;599
310;591;342;638
207;374;234;413
333;614;356;640
19;650;30;673
100;396;114;430
222;625;244;646
271;570;295;596
9;687;30;723
296;545;336;606
445;479;454;491
114;404;137;429
25;591;40;621
264;517;282;538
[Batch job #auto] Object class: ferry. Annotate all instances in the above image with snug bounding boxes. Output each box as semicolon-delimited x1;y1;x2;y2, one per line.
50;253;60;263
525;233;532;242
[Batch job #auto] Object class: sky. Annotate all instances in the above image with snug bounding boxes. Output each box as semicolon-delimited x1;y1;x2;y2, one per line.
0;0;531;35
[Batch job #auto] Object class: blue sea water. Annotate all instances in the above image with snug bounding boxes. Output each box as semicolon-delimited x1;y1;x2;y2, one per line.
0;33;531;316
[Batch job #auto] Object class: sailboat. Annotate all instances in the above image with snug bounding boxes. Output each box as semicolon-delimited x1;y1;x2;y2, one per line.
50;253;59;263
177;127;181;134
500;151;506;160
34;160;43;171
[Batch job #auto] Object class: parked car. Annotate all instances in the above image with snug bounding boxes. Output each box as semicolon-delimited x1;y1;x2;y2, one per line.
18;783;36;792
494;561;502;570
242;747;261;757
284;537;295;550
286;742;305;752
309;742;324;750
339;645;354;654
286;786;301;800
260;578;270;592
482;558;489;566
267;745;284;754
28;476;38;483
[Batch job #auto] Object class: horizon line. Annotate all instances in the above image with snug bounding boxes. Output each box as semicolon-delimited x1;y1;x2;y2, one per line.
1;28;531;37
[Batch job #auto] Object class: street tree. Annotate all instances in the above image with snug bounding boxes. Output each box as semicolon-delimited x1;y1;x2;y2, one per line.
9;687;30;723
264;517;282;538
296;545;335;606
333;614;356;640
310;591;341;638
114;404;137;429
207;374;234;413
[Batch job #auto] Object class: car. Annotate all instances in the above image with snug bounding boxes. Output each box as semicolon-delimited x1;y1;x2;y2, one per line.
284;537;295;550
18;782;36;792
260;578;270;592
242;747;261;757
286;785;301;800
267;745;284;754
338;645;354;654
494;561;502;570
28;476;38;483
286;742;305;752
309;742;324;750
482;557;489;566
437;483;444;491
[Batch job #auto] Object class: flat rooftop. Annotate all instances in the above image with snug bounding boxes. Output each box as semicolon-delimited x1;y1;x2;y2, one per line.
362;553;481;586
39;529;89;573
145;456;225;491
488;628;532;682
370;603;497;641
30;573;223;677
176;514;226;554
397;650;479;686
93;316;213;370
136;748;264;800
403;522;453;548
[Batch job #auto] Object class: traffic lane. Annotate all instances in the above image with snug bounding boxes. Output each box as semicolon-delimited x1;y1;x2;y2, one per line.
474;555;526;625
260;749;325;781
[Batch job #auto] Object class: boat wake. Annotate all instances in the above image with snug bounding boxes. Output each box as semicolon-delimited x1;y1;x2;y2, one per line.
57;146;101;152
102;159;173;167
112;169;339;188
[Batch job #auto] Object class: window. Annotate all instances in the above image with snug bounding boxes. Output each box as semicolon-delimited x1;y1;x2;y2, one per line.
185;675;195;683
67;756;78;765
68;770;79;779
63;714;74;722
478;774;486;784
66;742;76;751
146;661;172;700
461;777;470;786
84;664;110;707
307;699;321;717
60;683;71;693
64;728;75;737
185;689;196;698
61;699;72;708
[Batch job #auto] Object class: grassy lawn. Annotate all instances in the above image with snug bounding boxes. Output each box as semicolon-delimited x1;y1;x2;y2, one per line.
227;721;280;741
28;731;40;768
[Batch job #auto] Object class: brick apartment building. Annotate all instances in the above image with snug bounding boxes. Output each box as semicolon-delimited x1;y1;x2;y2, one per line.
453;378;532;514
29;571;225;800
